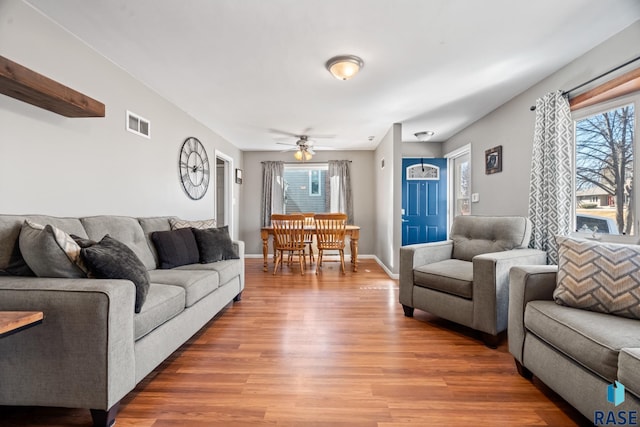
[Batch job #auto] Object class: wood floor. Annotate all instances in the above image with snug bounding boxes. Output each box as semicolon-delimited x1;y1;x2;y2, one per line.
1;258;592;426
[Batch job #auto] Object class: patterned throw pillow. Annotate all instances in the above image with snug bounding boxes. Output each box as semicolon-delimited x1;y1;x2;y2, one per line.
554;236;640;319
19;220;86;278
169;218;216;230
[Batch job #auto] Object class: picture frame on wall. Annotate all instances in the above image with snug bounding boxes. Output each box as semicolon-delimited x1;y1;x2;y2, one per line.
485;145;502;174
235;168;243;184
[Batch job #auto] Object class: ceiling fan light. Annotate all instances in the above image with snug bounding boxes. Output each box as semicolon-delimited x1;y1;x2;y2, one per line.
326;55;364;80
304;151;313;161
294;150;304;161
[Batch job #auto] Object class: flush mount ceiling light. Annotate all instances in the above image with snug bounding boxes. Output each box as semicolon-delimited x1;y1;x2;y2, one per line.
414;131;435;142
326;55;364;80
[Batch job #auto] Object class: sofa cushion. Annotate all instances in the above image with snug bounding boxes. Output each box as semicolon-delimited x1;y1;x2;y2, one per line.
148;269;219;307
151;228;200;269
524;300;640;383
192;226;239;263
175;259;242;287
170;218;216;230
134;283;185;340
554;236;640;319
19;220;86;278
619;348;640;398
81;235;151;313
413;259;473;299
81;216;156;270
450;216;531;262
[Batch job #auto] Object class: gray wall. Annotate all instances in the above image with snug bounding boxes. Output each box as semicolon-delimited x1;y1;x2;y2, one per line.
443;20;640;217
240;150;375;256
0;0;243;237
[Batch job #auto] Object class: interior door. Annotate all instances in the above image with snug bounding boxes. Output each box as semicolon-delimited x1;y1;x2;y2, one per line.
402;158;448;245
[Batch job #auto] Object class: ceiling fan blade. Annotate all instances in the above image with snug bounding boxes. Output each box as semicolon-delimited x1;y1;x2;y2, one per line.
268;128;300;138
307;134;336;139
276;141;296;146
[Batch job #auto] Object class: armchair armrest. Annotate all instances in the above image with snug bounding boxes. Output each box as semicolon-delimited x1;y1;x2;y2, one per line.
0;276;136;411
399;240;453;306
507;265;558;362
472;248;548;335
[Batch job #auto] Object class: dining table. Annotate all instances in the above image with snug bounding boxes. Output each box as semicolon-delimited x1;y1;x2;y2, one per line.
260;225;361;272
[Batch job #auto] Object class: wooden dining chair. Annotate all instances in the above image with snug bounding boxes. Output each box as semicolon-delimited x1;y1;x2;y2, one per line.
314;213;348;275
302;212;315;264
271;214;306;275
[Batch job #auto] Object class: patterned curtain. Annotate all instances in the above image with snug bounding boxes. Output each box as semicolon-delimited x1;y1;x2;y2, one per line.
528;90;573;264
328;160;354;225
261;161;285;227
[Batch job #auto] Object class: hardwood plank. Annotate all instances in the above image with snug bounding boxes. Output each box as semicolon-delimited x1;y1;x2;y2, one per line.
0;259;591;426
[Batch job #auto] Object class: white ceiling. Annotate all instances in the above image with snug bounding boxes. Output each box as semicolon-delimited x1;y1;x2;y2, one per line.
26;0;640;151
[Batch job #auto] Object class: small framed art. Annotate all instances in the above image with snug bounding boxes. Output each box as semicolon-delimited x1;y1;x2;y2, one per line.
235;168;243;184
485;145;502;174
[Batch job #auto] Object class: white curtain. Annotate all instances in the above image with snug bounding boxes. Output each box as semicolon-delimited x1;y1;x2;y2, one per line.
261;161;284;227
329;160;354;224
528;90;573;264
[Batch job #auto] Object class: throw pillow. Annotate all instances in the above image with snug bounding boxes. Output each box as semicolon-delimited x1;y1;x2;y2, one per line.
554;236;640;319
151;228;200;269
170;218;216;230
192;226;239;263
1;239;35;276
19;220;86;278
81;235;150;313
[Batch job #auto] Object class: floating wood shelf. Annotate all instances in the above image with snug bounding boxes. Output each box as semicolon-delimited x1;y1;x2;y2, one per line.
0;55;105;117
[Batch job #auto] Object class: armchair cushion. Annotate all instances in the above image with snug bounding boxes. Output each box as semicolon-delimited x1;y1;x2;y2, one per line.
451;216;531;261
554;236;640;319
414;259;473;299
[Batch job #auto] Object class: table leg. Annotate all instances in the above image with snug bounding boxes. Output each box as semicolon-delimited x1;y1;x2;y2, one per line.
261;230;269;272
350;229;359;272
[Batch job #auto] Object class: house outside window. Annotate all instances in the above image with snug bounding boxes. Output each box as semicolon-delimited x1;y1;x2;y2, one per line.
573;93;637;236
283;164;329;213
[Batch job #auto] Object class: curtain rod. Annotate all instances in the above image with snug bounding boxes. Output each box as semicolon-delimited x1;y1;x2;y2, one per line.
260;160;352;164
529;54;640;111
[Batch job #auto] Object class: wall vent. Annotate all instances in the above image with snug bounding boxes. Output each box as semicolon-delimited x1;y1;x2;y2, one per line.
126;110;150;138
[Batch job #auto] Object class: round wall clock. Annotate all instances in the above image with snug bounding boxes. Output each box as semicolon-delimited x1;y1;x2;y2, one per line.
179;137;210;200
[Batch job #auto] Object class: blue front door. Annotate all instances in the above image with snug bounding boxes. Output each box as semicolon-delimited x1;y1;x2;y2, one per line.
402;158;448;245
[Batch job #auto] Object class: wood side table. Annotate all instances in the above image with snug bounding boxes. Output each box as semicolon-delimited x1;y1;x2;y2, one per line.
0;311;44;338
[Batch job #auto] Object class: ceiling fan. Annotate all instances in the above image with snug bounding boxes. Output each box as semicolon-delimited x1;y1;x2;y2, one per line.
270;129;335;161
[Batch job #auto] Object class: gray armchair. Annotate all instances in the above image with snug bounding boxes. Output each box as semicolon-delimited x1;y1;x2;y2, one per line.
399;215;547;347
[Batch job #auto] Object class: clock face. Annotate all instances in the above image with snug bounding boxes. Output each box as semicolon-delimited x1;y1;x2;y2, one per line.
179;137;210;200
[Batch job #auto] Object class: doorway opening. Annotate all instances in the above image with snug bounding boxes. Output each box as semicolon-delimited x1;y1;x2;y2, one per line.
215;151;233;235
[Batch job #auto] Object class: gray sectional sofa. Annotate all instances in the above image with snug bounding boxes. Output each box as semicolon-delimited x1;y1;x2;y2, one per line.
0;214;244;427
509;237;640;423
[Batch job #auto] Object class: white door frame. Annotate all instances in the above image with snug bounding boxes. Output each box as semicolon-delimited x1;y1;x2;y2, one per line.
214;149;234;238
444;144;472;234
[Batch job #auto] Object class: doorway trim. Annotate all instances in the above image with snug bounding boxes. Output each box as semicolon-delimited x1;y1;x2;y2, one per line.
215;149;234;237
445;143;472;233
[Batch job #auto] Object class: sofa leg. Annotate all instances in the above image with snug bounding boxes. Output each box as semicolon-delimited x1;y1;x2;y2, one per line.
481;332;501;349
233;291;242;302
514;359;534;380
90;402;119;427
402;305;414;317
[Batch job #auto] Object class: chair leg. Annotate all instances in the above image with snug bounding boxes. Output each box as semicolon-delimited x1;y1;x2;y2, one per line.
299;249;305;275
316;250;323;275
273;250;281;275
340;249;345;274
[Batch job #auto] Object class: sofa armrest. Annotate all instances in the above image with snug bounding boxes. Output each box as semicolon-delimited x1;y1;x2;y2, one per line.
232;240;245;290
0;276;136;411
507;265;558;362
472;248;548;335
399;240;454;306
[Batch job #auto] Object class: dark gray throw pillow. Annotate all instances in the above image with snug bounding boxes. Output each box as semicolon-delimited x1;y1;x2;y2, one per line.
191;226;239;263
151;228;200;269
1;240;35;276
81;235;150;313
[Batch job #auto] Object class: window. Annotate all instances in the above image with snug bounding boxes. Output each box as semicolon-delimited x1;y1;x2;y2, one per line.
283;164;329;213
574;93;637;236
